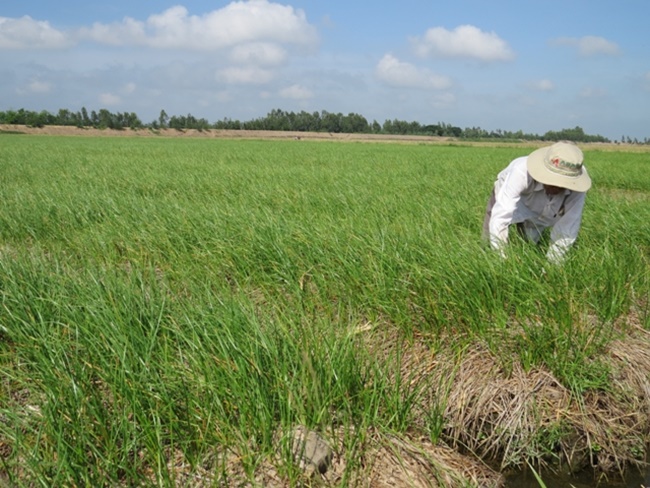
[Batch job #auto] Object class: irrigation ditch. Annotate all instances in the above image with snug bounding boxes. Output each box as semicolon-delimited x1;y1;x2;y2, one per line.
363;319;650;487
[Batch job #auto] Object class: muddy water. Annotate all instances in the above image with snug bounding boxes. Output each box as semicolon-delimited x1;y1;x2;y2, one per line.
505;466;650;488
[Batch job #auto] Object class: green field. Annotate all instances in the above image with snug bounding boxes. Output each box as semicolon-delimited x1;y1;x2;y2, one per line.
1;135;649;486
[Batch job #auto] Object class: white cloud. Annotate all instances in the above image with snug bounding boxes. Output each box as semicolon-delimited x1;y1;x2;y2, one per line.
230;42;287;66
216;66;274;84
81;17;146;47
376;54;452;90
15;79;52;95
0;16;70;49
122;82;137;94
29;80;52;93
79;1;318;51
530;79;555;92
279;84;313;99
99;93;121;105
552;35;620;56
412;25;514;61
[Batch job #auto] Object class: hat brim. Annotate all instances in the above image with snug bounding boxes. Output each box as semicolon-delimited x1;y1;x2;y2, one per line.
527;146;592;192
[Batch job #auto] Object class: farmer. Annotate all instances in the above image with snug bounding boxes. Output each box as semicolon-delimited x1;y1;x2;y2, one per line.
483;141;592;264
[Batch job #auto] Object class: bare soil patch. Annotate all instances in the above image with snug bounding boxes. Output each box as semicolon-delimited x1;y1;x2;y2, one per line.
3;124;647;152
1;124;452;143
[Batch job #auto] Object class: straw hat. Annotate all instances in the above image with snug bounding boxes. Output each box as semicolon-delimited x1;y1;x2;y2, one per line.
527;142;592;192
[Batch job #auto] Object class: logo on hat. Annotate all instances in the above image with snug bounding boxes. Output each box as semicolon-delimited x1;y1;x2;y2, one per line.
545;149;583;177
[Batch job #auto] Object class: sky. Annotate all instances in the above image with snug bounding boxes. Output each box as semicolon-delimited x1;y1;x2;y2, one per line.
1;0;649;141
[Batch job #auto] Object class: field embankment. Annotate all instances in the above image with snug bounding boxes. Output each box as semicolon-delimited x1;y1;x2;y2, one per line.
4;123;650;152
1;133;649;487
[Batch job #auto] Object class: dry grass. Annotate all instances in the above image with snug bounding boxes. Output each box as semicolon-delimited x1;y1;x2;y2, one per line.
356;431;504;488
361;321;650;481
136;427;505;487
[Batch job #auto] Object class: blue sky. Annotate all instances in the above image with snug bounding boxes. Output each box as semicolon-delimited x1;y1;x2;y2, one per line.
1;0;648;140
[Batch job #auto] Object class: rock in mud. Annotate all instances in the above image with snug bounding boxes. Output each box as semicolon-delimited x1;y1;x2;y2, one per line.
291;425;333;475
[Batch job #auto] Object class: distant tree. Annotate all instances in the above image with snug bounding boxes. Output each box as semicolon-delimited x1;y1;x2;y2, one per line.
80;107;90;127
264;108;290;131
196;117;210;131
158;109;169;129
321;111;343;133
424;124;441;136
97;109;115;129
125;112;142;129
384;119;410;135
543;126;608;143
215;117;242;130
57;108;73;125
341;113;369;133
0;110;16;124
0;105;624;142
25;110;50;128
310;111;322;132
168;115;181;130
289;110;318;132
448;126;462;137
14;108;27;125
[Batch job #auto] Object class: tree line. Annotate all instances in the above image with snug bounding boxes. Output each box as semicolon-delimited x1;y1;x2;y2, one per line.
2;106;646;144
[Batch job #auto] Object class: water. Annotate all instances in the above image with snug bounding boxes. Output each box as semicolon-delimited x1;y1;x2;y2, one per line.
505;466;650;488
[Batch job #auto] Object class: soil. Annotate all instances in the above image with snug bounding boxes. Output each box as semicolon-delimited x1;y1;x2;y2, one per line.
1;123;452;142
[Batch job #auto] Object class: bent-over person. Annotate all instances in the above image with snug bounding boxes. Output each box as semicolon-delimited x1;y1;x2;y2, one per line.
483;142;592;264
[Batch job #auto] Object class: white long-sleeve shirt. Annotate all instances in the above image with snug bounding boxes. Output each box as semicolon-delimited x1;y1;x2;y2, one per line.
488;156;587;264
